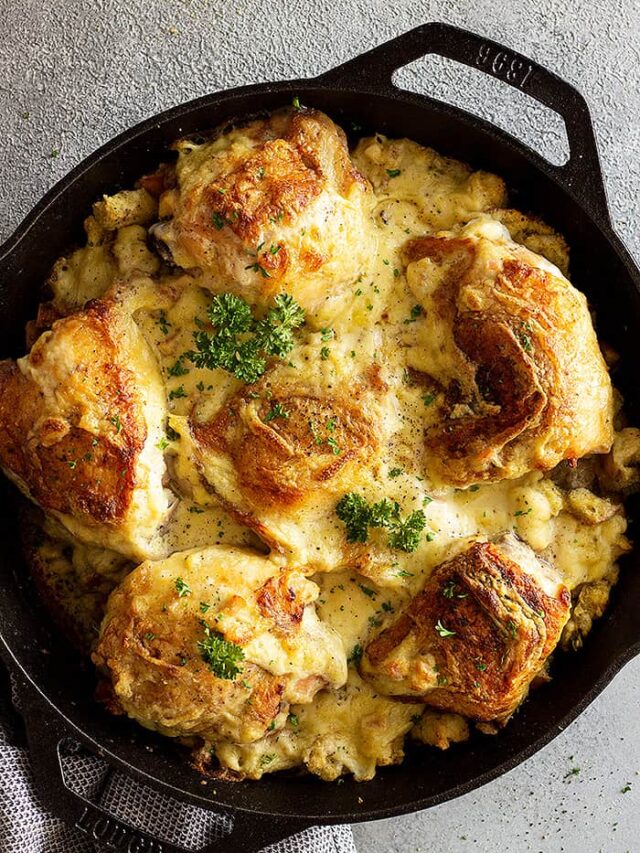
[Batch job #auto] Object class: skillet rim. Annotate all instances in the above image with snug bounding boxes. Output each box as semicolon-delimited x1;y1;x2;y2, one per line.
1;72;639;827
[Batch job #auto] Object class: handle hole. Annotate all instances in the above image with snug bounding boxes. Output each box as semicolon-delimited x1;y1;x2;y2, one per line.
393;54;570;167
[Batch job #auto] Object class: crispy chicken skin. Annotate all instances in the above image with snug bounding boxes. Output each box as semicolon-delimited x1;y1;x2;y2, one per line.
184;363;386;564
405;218;614;486
93;546;346;744
191;377;378;509
0;288;171;560
360;535;571;723
152;108;374;314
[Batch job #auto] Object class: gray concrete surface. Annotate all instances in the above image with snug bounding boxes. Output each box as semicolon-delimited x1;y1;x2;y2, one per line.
1;0;639;850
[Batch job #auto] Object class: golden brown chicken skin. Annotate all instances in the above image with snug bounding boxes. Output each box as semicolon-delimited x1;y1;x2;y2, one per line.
191;377;378;510
93;546;347;744
0;287;171;559
182;360;386;567
404;218;613;487
152;107;374;315
360;535;571;723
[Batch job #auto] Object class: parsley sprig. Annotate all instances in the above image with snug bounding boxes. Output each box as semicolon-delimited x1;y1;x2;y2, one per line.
197;621;245;680
186;293;305;383
335;493;427;553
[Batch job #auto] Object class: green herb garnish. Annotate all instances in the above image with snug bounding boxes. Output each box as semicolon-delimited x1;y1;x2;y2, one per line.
175;577;191;597
198;621;245;680
404;304;423;324
186;292;305;383
335;492;427;553
265;402;290;423
435;619;456;638
168;358;190;377
348;644;363;664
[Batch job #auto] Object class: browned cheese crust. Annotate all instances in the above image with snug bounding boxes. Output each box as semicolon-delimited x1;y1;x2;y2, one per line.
190;376;378;510
152;107;374;308
92;546;346;744
405;232;613;486
0;302;143;521
0;288;170;558
361;538;571;722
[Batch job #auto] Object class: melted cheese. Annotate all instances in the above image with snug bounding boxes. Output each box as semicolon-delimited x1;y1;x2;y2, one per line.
23;118;635;783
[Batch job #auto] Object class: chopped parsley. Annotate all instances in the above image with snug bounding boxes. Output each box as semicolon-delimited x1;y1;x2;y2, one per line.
110;414;122;433
320;346;330;360
288;713;299;727
348;643;363;664
335;492;427;553
386;168;402;178
259;753;276;767
514;507;532;517
245;261;271;279
198;621;245;680
326;437;341;455
422;392;437;407
358;583;376;599
404;304;423;324
168;385;187;400
520;332;533;352
175;577;191;597
442;580;467;599
264;402;290;423
435;619;456;638
168;358;190;377
506;620;517;637
320;327;334;341
186;292;305;383
211;212;226;230
388;467;404;479
157;311;171;335
199;602;211;613
144;632;155;641
292;95;302;110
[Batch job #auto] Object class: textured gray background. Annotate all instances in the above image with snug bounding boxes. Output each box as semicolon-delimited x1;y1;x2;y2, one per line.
1;1;639;851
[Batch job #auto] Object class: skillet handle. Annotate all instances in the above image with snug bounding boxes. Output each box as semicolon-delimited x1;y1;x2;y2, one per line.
316;22;611;227
17;680;309;853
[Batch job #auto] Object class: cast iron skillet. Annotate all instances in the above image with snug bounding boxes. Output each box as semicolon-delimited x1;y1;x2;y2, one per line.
0;22;639;853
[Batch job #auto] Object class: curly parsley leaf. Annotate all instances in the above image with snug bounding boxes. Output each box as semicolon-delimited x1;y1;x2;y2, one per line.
197;621;245;680
387;509;427;553
335;493;427;552
186;293;305;383
175;577;192;597
336;493;372;543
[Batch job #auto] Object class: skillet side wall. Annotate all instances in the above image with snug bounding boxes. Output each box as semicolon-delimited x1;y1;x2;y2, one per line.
0;84;639;823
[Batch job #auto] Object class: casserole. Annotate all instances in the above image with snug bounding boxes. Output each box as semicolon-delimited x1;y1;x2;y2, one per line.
1;21;639;852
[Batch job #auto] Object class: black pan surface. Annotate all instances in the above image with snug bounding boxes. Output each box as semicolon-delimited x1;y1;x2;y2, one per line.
1;23;639;853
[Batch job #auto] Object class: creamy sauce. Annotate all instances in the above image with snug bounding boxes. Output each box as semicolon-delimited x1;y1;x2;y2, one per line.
30;128;632;782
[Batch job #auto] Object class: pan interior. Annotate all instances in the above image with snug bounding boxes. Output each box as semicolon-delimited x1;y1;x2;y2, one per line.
1;84;639;822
